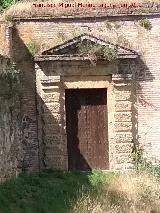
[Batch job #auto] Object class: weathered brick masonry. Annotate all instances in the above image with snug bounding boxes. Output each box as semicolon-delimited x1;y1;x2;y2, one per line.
0;56;23;182
0;12;160;177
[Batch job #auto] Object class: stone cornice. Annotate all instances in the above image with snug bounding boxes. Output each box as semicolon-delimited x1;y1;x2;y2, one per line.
11;12;160;22
34;54;138;62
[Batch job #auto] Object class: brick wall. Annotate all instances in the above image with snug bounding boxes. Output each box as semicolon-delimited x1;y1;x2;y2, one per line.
11;28;39;172
15;15;160;169
0;14;160;173
0;56;23;182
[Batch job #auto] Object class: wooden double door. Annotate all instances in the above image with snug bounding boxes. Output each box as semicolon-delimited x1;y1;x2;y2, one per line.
65;89;109;171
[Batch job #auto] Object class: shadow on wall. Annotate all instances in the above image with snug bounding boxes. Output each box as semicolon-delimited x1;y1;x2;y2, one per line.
11;28;39;172
36;79;93;171
10;27;91;172
10;26;156;174
0;55;23;182
117;57;155;152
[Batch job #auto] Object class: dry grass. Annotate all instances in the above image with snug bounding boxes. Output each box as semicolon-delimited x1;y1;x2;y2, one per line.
71;171;160;213
2;0;160;20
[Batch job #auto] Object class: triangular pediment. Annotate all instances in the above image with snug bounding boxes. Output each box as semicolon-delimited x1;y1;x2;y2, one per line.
42;34;139;59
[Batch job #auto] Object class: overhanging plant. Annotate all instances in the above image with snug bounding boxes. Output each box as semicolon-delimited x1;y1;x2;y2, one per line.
77;41;118;65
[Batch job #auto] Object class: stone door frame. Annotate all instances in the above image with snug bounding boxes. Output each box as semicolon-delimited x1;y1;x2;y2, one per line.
35;60;117;171
34;34;139;171
62;75;114;170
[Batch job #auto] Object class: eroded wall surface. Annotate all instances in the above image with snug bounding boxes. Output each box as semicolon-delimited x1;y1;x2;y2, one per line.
0;56;23;182
0;22;39;182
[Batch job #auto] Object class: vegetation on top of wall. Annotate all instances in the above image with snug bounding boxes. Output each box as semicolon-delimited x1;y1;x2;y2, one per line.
116;35;132;49
5;14;14;22
57;32;66;42
104;21;113;30
138;18;152;30
0;63;20;99
0;0;20;11
104;21;122;30
77;41;118;64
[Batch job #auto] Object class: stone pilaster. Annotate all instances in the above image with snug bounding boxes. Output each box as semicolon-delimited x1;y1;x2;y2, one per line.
36;70;68;170
112;74;135;170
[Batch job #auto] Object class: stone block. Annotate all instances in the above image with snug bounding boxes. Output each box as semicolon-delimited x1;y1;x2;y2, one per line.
43;113;61;124
115;133;133;143
115;143;134;154
114;122;132;132
44;155;68;170
58;63;117;76
43;103;61;113
115;154;133;164
114;112;132;122
115;91;132;101
44;124;62;135
112;74;133;81
42;92;60;103
41;76;60;84
115;101;132;112
44;135;61;144
115;163;135;170
114;85;132;92
60;134;67;143
45;145;65;155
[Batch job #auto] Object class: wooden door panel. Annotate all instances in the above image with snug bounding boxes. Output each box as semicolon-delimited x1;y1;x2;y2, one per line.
65;89;108;171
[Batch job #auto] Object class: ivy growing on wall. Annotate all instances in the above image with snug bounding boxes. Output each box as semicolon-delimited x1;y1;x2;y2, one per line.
0;63;20;99
132;144;145;171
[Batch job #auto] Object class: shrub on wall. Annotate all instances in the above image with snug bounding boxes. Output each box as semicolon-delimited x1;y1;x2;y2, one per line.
77;41;117;63
0;0;20;11
138;18;152;30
